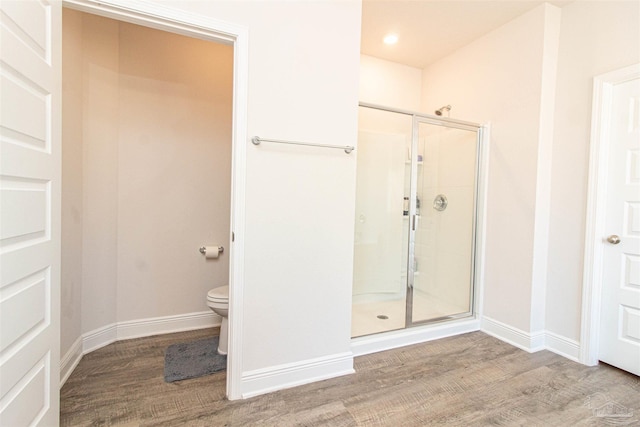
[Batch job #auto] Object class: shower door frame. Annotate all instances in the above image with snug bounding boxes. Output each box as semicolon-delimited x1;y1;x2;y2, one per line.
407;115;482;328
358;102;484;331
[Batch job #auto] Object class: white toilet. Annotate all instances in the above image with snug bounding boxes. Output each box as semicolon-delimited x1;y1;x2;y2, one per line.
206;285;229;355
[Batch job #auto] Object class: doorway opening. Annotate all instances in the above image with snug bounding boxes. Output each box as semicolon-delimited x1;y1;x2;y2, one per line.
59;0;248;400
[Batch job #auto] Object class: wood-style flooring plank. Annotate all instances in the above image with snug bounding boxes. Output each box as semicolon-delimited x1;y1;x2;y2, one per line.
60;329;640;426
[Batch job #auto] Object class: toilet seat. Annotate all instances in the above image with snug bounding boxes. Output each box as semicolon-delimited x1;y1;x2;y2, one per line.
207;285;229;303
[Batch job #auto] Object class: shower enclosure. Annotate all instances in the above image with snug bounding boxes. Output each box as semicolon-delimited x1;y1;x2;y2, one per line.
352;103;482;338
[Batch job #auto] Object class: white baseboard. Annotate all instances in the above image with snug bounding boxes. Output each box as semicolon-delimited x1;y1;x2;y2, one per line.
60;336;83;387
481;316;545;352
545;331;580;362
240;352;354;399
117;311;220;341
83;323;118;354
60;311;220;387
481;316;580;360
351;317;481;357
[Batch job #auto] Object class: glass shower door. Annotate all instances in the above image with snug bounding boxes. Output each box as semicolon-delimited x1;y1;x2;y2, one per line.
351;107;413;337
409;119;479;324
352;105;481;337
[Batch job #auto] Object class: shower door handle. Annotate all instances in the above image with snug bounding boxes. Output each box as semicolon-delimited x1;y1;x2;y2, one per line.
412;214;420;231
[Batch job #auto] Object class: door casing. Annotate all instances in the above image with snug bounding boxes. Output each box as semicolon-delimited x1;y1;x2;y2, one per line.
581;63;640;366
61;0;249;400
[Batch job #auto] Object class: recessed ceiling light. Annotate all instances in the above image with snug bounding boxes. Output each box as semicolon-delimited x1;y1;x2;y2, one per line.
383;34;398;45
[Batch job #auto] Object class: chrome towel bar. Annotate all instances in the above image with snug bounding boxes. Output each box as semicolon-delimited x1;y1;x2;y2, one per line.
251;136;354;154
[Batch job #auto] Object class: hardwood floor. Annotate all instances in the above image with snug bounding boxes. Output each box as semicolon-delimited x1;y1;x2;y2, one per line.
60;329;640;426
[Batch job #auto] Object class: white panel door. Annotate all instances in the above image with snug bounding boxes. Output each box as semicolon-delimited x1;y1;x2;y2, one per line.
598;76;640;375
0;0;61;425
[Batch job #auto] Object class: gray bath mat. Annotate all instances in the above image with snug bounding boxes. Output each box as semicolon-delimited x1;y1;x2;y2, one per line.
164;337;226;382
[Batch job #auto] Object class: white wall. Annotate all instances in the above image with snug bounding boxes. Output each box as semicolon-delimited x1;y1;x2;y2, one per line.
159;0;362;394
359;54;422;111
421;4;561;334
546;0;640;341
61;10;233;356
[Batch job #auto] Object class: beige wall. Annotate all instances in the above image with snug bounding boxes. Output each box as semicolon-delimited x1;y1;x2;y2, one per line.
61;9;233;356
421;4;561;333
79;12;120;334
546;0;640;341
61;9;83;354
115;22;232;321
420;1;640;346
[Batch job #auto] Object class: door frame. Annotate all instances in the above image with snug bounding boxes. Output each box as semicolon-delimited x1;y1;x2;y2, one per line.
580;63;640;366
62;0;248;400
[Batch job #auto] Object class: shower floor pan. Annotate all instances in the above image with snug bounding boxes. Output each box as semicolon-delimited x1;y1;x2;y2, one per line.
351;291;467;338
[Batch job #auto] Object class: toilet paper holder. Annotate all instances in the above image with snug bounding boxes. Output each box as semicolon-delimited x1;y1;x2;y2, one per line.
199;246;224;255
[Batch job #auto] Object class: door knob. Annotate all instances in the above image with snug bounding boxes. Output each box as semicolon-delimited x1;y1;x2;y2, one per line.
607;235;621;244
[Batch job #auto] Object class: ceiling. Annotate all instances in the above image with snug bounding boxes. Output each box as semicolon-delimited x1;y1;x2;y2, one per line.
361;0;572;69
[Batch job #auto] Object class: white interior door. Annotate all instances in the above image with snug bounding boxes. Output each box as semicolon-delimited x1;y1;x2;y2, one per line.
0;1;61;425
598;75;640;376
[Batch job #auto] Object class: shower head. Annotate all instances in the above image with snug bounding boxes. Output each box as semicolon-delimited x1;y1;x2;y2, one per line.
435;105;452;116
